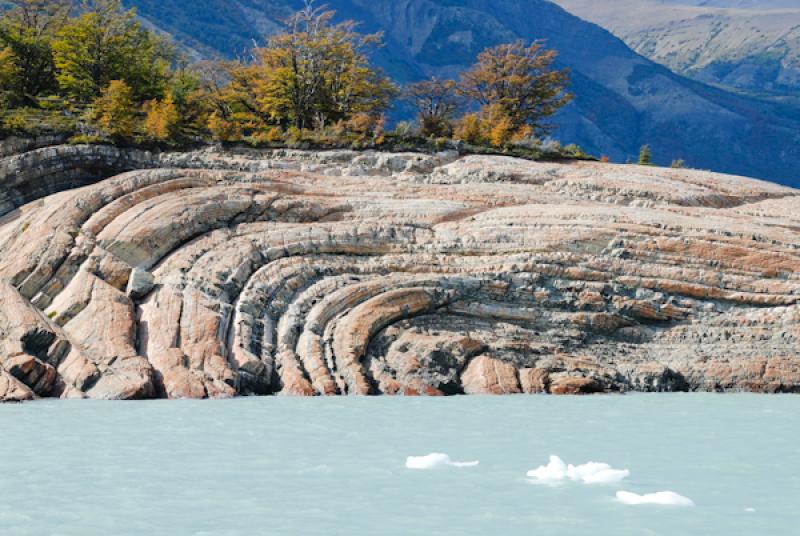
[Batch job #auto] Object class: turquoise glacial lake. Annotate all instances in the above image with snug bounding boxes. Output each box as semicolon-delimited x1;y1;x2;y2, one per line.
0;394;798;535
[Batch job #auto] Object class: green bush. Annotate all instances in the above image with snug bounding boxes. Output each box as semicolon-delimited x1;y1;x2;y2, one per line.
67;134;106;145
671;159;685;169
1;108;80;136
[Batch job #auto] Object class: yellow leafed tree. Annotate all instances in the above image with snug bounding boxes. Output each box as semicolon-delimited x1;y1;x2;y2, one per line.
93;79;136;139
144;93;180;141
223;4;396;132
459;41;572;136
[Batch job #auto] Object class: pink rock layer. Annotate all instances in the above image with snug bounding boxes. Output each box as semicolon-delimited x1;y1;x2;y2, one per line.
1;145;799;400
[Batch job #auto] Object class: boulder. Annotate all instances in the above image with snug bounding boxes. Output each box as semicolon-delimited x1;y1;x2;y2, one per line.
126;267;155;299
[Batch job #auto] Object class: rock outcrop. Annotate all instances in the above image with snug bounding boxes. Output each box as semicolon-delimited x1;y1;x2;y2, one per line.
2;144;799;401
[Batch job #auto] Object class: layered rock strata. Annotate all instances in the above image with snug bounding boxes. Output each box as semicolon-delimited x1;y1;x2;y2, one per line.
1;144;799;400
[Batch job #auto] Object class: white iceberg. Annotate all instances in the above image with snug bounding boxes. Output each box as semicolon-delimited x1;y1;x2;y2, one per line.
616;490;695;507
526;456;630;484
405;453;479;470
567;462;630;484
526;455;568;482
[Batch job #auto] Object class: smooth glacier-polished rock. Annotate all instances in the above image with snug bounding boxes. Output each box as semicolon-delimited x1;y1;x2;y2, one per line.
1;144;799;400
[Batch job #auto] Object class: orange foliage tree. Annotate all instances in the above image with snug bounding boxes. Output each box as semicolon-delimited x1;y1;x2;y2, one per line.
459;41;572;138
220;4;396;134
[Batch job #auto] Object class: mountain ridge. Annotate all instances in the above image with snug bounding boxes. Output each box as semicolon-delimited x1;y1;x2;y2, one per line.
552;0;800;98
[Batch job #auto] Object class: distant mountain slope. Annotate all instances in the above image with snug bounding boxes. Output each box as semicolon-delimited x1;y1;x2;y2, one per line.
123;0;800;186
552;0;800;98
663;1;798;7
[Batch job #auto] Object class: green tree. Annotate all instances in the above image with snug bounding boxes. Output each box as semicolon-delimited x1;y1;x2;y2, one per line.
0;46;20;107
459;41;572;135
638;144;652;165
92;79;136;139
52;0;174;102
157;64;210;138
0;0;71;105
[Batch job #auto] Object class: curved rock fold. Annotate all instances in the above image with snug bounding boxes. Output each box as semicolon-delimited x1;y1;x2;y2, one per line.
1;146;799;400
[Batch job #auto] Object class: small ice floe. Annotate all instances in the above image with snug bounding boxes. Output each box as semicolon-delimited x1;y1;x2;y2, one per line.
745;507;756;513
567;461;631;484
615;490;695;507
526;455;568;482
405;453;479;469
526;456;630;484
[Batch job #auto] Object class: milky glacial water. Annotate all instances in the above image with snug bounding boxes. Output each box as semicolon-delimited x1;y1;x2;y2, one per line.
1;394;798;536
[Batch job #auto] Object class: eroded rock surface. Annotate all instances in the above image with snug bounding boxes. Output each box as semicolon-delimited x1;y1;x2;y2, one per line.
2;145;799;400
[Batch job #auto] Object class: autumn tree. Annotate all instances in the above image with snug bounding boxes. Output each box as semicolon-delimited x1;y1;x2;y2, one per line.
216;59;271;134
143;93;180;141
459;41;571;136
92;79;136;139
453;104;523;147
454;112;484;145
191;60;239;140
52;0;174;102
404;77;460;137
225;3;396;132
0;0;71;105
144;65;210;140
482;103;516;147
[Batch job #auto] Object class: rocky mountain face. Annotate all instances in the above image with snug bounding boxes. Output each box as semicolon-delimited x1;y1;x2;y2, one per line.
2;142;800;401
124;0;800;188
553;0;800;98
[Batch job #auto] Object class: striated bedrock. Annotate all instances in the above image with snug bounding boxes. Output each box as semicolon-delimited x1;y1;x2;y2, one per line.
1;144;800;401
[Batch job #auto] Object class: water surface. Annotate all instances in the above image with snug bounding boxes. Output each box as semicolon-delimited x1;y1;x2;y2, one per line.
1;394;798;535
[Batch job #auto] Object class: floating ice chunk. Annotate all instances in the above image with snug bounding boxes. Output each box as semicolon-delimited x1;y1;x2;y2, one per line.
448;460;480;468
406;453;450;469
578;467;631;485
526;455;568;481
405;453;479;469
745;507;756;513
566;461;609;481
616;490;695;507
526;456;629;484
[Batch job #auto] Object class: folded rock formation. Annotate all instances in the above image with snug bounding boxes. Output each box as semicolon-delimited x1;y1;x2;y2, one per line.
1;144;799;400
